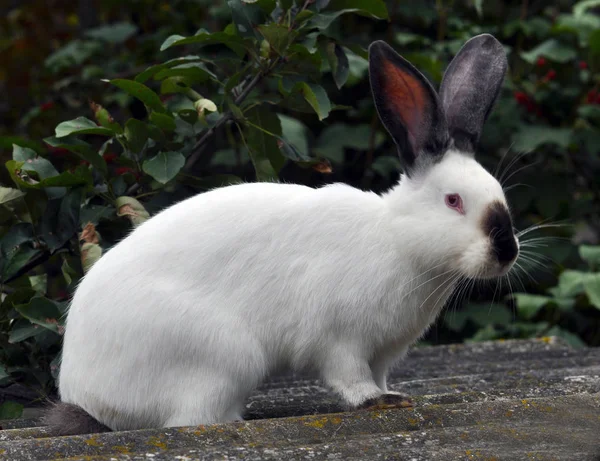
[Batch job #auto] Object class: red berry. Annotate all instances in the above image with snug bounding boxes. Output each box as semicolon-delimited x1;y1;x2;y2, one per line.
40;101;54;111
586;90;597;104
536;57;546;67
103;152;118;163
115;167;134;176
80;160;90;166
545;70;557;81
514;91;529;105
579;61;588;70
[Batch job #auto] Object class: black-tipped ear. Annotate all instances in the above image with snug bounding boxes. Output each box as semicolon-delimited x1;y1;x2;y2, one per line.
368;41;448;175
439;33;508;153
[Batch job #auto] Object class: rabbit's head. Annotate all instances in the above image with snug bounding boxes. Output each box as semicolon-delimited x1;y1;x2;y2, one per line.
369;34;518;280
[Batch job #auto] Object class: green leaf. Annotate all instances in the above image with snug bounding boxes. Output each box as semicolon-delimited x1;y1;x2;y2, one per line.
44;40;103;73
278;114;310;159
6;159;92;192
313;0;388;30
154;63;217;84
583;273;600;309
282;44;322;79
160;77;193;95
9;147;67;199
36;169;92;188
325;43;350;89
258;24;297;55
124;119;150;154
246;106;286;175
513;293;552;319
521;39;577;64
39;187;84;251
513;126;572;152
395;32;431;46
86;22;137;44
580;245;600;267
0;223;33;258
468;324;501;342
589;28;600;55
107;79;166;113
326;0;389;17
150;112;177;132
9;323;44;343
443;309;470;332
315;123;385;163
80;205;115;226
292;82;332;121
55;117;115;137
15;296;63;334
116;196;150;226
29;274;47;294
465;303;513;327
136;56;212;83
13;145;59;179
0;187;26;205
61;257;79;286
1;246;42;281
551;270;588;298
574;0;600;17
0;401;24;420
44;136;108;177
229;0;265;38
474;0;484;17
294;10;315;26
160;31;246;56
545;326;586;348
142;152;185;184
577;105;600;124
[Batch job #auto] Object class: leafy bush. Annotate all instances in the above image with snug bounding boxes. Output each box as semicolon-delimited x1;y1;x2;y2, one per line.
0;0;599;400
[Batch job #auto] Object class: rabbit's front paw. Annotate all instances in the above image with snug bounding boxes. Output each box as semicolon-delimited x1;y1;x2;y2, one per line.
358;393;414;410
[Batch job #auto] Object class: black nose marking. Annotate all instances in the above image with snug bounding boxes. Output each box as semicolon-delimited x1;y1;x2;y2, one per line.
482;201;518;265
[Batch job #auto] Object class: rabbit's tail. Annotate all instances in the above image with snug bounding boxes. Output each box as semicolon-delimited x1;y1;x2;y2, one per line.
42;401;111;436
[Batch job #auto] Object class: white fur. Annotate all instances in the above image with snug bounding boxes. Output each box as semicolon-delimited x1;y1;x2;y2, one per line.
58;149;515;431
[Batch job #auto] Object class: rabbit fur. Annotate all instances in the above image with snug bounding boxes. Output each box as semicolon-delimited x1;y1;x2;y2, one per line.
51;33;519;432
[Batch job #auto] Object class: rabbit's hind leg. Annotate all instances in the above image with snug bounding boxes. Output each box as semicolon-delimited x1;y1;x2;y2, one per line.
162;372;253;427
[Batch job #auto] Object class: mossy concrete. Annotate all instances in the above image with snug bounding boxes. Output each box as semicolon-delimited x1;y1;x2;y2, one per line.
0;338;599;460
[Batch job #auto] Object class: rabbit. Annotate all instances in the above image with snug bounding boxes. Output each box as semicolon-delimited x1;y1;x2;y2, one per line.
45;33;518;435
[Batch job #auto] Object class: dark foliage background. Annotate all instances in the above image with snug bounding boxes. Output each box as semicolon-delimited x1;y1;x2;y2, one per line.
0;0;599;414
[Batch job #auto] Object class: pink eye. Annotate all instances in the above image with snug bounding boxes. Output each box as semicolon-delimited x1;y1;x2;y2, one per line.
445;193;464;214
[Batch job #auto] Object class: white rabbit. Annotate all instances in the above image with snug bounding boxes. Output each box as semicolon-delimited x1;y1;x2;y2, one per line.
46;33;518;434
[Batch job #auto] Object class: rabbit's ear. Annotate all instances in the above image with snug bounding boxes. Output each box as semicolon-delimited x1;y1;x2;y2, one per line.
369;41;448;175
439;34;507;153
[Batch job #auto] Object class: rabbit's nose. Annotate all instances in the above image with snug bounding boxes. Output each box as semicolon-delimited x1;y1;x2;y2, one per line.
482;201;518;265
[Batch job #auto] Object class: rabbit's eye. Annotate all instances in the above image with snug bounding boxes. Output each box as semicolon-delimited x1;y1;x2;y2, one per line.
445;193;464;214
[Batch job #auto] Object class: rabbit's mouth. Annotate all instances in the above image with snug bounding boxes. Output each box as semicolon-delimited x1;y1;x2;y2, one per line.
459;235;519;281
